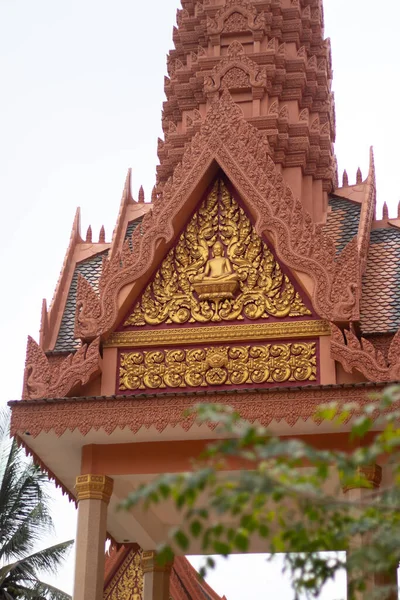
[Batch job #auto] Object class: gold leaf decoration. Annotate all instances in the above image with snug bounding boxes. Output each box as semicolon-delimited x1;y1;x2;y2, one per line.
104;550;143;600
119;342;317;391
124;180;311;326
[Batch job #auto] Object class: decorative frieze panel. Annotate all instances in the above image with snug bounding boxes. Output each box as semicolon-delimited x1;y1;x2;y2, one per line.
104;549;143;600
119;341;317;392
124;180;312;328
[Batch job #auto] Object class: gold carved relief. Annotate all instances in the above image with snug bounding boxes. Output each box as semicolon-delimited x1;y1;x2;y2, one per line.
119;342;317;391
104;550;143;600
106;320;330;348
124;180;311;327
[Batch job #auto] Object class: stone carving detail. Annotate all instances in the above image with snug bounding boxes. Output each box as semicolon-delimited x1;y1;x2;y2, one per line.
104;549;143;600
330;324;400;382
204;41;267;95
23;336;101;400
206;0;266;36
223;11;249;33
119;342;317;392
125;180;311;327
11;385;389;438
221;67;250;90
74;91;359;340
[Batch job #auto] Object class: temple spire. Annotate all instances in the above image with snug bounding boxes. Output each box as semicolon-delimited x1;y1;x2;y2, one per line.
138;186;145;204
158;0;335;221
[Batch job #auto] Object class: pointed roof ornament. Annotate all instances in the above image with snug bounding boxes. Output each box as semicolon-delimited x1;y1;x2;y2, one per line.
123;168;134;204
342;170;348;187
39;298;49;349
99;226;106;243
86;226;92;243
356;167;363;184
397;200;400;219
138;186;145;204
382;202;389;220
151;186;157;204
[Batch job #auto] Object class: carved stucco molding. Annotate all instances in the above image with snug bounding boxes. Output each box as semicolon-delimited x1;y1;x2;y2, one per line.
74;91;360;341
204;41;267;96
206;0;267;38
22;336;101;400
10;384;391;438
330;324;400;382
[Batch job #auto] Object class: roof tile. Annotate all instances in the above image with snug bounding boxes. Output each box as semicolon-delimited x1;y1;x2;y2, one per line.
325;196;361;254
361;228;400;334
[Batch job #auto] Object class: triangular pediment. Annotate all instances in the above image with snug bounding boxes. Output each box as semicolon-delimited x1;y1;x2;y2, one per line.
107;177;325;394
122;178;313;329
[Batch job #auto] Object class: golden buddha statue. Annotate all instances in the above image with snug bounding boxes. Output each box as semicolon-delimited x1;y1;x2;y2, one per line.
194;241;238;283
132;586;141;600
192;241;239;301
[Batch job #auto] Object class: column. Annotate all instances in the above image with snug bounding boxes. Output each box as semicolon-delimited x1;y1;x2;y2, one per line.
141;550;173;600
343;465;398;600
73;474;114;600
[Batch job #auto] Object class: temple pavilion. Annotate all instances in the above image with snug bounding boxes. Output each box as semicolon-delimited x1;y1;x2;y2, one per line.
9;0;400;598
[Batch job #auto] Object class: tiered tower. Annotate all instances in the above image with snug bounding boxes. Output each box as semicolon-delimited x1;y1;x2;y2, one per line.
158;0;335;221
9;1;400;599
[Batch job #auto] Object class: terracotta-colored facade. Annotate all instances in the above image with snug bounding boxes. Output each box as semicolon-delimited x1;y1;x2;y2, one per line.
9;1;400;598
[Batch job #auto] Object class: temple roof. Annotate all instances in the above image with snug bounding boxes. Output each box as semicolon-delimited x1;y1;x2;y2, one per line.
361;227;400;335
104;545;226;600
42;185;400;358
54;251;108;352
325;196;361;255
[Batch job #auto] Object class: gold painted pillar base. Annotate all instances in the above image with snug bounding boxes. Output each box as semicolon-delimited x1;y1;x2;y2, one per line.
73;475;114;600
141;551;173;600
342;465;398;600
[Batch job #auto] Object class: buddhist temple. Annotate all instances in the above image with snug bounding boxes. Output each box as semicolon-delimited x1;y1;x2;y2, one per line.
8;0;400;598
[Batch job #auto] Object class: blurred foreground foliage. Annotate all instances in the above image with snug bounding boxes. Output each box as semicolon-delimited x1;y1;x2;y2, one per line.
121;386;400;600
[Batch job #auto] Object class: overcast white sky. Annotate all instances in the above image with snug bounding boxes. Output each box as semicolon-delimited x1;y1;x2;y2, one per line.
1;0;399;597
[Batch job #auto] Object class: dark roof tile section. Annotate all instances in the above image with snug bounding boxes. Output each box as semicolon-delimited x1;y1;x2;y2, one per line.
125;217;143;250
361;227;400;335
54;251;108;353
325;196;361;254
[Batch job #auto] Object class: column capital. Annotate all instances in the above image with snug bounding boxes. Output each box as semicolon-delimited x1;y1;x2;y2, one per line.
75;474;114;504
141;550;173;574
342;464;382;493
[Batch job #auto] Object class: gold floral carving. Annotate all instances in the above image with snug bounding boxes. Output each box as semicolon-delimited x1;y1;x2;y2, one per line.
124;180;311;327
75;474;113;503
106;320;330;348
119;342;317;392
104;549;143;600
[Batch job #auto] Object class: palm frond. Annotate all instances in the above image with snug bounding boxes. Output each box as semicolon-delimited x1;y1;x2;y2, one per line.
5;541;73;581
1;501;54;562
12;581;71;600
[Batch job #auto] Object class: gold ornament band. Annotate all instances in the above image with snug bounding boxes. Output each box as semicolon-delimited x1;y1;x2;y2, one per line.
119;342;317;392
342;465;382;493
141;551;173;574
105;320;330;348
75;474;114;503
123;181;311;327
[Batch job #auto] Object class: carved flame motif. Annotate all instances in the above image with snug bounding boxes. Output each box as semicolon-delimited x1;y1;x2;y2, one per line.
119;343;317;391
124;180;311;327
